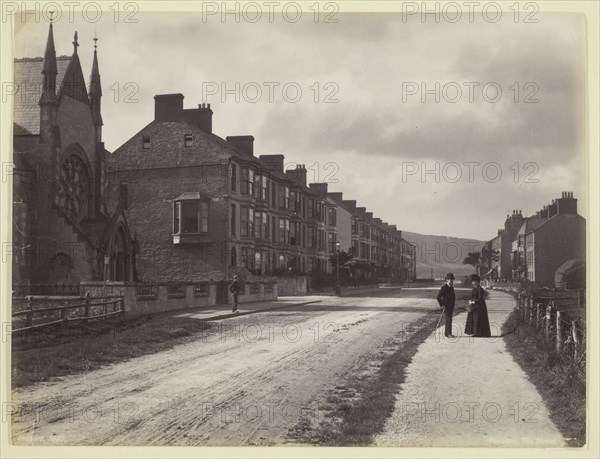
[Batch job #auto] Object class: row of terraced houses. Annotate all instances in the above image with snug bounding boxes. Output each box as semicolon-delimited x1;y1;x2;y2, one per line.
108;93;417;286
12;24;415;307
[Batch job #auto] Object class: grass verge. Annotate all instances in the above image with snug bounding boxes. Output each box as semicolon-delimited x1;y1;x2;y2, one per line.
501;308;586;447
11;315;212;388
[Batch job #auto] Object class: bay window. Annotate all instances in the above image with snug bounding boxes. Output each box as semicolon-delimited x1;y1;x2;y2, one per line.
173;199;209;234
259;175;269;201
241;167;255;195
279;218;290;243
241;206;254;237
279;186;289;209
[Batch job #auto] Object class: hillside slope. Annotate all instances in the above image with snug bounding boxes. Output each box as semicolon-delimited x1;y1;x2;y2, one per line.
402;231;485;279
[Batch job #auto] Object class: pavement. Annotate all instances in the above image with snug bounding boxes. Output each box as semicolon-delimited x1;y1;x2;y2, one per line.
169;296;322;321
375;290;565;447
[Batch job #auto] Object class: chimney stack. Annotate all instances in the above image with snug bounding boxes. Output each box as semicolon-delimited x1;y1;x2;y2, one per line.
226;136;254;156
259;154;285;175
285;164;307;186
154;93;184;122
183;102;212;133
342;200;357;210
557;191;577;214
309;182;328;197
327;192;343;204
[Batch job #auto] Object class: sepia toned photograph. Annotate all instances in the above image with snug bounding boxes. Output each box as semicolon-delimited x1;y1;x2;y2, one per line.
0;1;597;456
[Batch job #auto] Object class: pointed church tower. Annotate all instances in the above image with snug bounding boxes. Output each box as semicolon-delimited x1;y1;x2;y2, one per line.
89;35;103;144
39;21;58;144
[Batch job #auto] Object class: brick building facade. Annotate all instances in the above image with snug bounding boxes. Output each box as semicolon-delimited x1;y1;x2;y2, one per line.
107;92;417;286
107;93;335;285
12;24;135;290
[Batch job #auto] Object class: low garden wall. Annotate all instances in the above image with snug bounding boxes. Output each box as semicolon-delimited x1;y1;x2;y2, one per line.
275;276;307;296
80;280;277;317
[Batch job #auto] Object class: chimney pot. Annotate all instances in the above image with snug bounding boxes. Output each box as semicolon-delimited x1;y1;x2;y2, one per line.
182;99;212;133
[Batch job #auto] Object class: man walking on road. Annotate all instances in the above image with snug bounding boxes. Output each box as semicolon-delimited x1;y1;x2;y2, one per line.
229;275;242;313
436;273;456;338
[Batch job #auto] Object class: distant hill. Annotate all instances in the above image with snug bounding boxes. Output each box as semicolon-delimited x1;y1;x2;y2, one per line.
402;231;485;280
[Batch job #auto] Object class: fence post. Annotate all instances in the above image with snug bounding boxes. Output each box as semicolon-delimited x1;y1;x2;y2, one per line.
85;292;91;318
545;305;552;337
556;310;564;353
60;301;67;322
535;303;541;328
572;320;579;361
26;296;34;327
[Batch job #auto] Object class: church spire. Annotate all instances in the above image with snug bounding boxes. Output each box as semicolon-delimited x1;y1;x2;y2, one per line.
39;21;57;104
89;34;103;139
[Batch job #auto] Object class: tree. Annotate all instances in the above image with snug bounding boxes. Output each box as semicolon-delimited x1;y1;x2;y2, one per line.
463;251;481;273
464;248;499;277
329;249;353;268
480;245;499;274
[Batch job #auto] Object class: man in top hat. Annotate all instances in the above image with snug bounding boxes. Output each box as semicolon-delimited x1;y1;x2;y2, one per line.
229;275;242;313
436;273;456;337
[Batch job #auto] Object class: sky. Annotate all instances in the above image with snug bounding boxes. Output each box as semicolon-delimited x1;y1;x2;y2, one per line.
12;10;587;240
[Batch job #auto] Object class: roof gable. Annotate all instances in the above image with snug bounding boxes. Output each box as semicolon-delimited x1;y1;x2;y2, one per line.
58;53;90;105
110;120;240;170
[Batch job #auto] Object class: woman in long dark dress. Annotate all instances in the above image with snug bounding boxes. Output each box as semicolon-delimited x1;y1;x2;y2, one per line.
464;274;491;337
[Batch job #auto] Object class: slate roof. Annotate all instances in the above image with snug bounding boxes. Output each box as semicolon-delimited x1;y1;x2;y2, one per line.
109;120;252;171
13;56;71;135
518;217;548;236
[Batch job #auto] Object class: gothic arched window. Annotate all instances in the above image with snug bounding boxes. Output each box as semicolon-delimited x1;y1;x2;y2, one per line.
109;226;130;282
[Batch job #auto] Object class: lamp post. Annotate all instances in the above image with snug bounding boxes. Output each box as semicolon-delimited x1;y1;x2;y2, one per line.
335;242;341;296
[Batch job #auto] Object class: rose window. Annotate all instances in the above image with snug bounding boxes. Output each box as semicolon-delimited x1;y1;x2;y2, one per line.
56;155;90;220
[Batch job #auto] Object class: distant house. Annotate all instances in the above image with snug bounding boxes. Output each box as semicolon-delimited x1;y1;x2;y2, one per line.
521;193;585;286
490;192;586;287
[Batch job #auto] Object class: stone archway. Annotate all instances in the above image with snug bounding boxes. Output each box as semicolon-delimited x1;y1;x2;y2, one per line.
108;225;132;281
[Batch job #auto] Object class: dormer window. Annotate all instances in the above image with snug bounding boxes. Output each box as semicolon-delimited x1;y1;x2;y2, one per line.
142;136;151;149
184;134;193;147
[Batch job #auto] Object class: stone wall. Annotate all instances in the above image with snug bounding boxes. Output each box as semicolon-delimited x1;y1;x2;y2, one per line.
274;275;307;296
80;280;277;317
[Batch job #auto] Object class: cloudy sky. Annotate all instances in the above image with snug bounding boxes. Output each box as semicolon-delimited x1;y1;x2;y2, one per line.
13;10;587;240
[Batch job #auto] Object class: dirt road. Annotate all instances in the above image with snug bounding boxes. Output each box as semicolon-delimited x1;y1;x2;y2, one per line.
11;290;438;446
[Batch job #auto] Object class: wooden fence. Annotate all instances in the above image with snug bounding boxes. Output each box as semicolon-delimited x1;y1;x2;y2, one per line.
517;289;585;367
11;295;125;333
12;283;80;297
